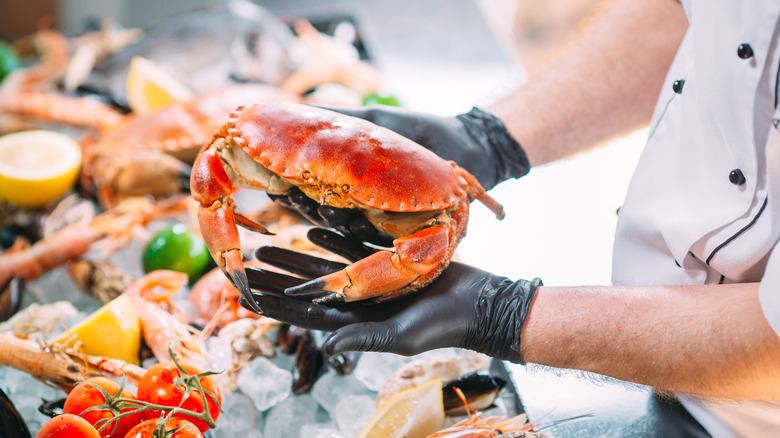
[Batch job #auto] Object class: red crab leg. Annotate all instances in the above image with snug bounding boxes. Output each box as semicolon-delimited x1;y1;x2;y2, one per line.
191;141;269;313
286;225;451;303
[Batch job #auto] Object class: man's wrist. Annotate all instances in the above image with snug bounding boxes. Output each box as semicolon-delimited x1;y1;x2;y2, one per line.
457;107;532;188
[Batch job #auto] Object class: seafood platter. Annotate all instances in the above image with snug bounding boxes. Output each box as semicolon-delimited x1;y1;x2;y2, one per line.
0;1;575;437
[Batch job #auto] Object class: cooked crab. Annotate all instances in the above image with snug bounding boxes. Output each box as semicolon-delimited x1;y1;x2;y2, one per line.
191;102;504;307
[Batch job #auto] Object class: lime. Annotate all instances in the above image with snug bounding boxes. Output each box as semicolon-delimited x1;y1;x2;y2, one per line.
0;41;21;83
362;92;401;107
143;223;212;281
53;294;141;365
0;130;82;207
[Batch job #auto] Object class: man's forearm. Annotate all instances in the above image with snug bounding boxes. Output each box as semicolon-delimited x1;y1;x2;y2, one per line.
520;283;780;399
487;0;688;166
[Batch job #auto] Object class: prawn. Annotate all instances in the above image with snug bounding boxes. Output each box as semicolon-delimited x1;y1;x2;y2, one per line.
0;332;145;392
124;270;205;363
0;195;188;288
427;387;588;438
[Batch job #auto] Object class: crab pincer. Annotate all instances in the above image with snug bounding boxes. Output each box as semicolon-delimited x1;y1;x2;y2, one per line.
190;102;504;306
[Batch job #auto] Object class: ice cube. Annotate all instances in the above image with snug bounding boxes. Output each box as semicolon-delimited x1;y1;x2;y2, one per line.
4;368;65;430
202;337;233;374
237;356;292;412
213;391;263;437
334;395;376;437
299;423;348;438
353;352;410;391
311;370;375;416
263;394;318;438
268;350;296;371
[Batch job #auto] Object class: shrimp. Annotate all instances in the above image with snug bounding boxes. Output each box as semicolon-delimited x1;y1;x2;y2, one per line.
428;387;587;438
0;195;188;288
0;332;146;392
0;92;124;132
189;261;267;328
124;270;205;363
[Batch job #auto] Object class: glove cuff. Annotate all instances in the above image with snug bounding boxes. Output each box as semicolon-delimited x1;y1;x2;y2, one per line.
472;276;542;364
456;107;531;187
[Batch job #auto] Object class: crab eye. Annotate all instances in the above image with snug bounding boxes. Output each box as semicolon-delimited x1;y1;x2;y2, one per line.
341;184;350;193
301;170;311;180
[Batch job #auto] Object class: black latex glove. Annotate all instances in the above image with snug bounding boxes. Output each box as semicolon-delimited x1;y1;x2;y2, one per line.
240;228;541;364
322;105;531;191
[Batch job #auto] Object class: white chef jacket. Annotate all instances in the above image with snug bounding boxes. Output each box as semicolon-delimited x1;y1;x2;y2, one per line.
611;1;780;437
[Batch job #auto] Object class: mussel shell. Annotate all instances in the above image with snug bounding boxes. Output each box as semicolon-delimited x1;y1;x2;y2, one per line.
327;351;362;375
0;277;25;323
276;323;308;355
291;330;326;394
37;397;65;418
0;387;32;438
442;371;507;416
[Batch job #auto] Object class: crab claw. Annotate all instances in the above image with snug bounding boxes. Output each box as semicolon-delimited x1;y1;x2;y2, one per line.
222;248;261;313
284;224;452;304
192;143;267;313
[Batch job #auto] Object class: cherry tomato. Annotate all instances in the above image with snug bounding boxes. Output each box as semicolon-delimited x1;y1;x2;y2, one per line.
123;418;203;438
63;377;143;437
36;414;101;438
136;362;221;432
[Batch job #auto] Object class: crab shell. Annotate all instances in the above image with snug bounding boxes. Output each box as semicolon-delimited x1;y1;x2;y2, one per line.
82;84;300;207
191;101;504;303
226;102;480;213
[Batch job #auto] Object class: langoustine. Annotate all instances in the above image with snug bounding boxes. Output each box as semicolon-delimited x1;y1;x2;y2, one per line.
0;195;187;288
123;270;205;364
0;332;146;392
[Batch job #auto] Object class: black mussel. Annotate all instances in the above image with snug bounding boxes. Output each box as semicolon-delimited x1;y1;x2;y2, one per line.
442;371;508;416
291;329;326;394
327;351;361;375
74;85;131;114
38;397;66;418
276;323;307;355
0;277;25;323
0;387;32;438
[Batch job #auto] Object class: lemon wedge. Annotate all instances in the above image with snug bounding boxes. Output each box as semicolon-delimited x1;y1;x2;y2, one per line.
358;379;445;438
54;294;141;365
126;56;194;115
0;130;81;207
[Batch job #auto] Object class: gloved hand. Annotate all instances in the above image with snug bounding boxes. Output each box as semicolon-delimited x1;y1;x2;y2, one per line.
240;228;541;364
322;105;531;190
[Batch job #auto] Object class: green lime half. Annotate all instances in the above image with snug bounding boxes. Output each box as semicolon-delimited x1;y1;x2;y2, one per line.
362;92;401;107
0;42;21;83
142;223;212;282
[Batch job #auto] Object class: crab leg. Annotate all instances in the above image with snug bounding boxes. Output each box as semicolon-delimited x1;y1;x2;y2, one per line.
191;141;269;313
287;225;452;303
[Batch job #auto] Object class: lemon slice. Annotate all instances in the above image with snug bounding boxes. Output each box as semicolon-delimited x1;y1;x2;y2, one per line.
54;294;141;365
126;56;194;115
0;130;81;207
359;379;445;438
